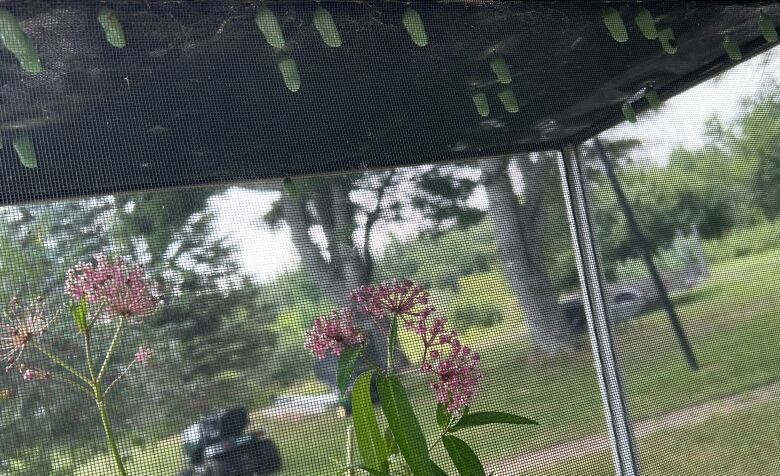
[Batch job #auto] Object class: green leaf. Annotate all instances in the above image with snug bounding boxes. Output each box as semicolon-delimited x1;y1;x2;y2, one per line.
759;11;778;43
621;101;636;123
337;346;361;398
277;57;301;92
387;315;399;369
71;296;88;333
441;435;486;476
436;403;451;429
313;7;342;48
402;8;428;47
450;411;538;432
489;56;512;84
431;461;448;476
723;35;742;61
601;7;628;43
384;427;398;455
255;6;285;49
471;93;489;117
357;466;386;476
12;136;37;168
352;371;389;474
376;374;432;476
634;7;658;40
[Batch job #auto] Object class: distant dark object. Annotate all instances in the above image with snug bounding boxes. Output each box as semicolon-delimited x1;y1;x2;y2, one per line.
175;407;282;476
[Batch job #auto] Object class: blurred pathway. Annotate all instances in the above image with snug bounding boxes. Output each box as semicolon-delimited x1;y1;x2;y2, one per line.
488;380;780;474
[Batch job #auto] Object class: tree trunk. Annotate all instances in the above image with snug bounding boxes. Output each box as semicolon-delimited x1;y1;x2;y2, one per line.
480;156;577;355
280;180;406;388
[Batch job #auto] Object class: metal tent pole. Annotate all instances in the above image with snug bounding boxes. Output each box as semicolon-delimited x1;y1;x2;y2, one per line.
558;145;641;476
592;138;699;372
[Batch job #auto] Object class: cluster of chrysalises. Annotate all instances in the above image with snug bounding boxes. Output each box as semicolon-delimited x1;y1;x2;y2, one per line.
65;254;160;321
306;279;481;412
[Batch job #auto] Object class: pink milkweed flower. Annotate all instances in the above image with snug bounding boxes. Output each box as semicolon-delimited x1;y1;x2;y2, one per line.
351;279;434;320
134;346;152;363
65;255;160;322
22;367;51;381
0;297;52;367
427;344;481;413
304;308;364;360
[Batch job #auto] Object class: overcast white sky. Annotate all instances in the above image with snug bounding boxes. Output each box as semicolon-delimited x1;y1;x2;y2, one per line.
213;46;780;283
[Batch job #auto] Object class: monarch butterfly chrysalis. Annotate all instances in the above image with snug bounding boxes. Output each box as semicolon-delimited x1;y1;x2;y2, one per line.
278;57;301;92
97;8;126;48
657;25;677;54
490;56;512;85
256;6;285;49
402;8;428;47
497;87;519;114
13;135;37;168
313;7;342;48
0;8;42;73
759;11;778;43
601;7;628;43
645;85;661;109
723;35;742;61
634;7;658;40
472;92;489;117
621;101;637;123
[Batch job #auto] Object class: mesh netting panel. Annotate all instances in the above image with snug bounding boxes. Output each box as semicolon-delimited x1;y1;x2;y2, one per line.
0;2;778;476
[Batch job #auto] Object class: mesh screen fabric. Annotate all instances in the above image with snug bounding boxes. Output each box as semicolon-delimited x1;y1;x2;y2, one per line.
0;2;778;476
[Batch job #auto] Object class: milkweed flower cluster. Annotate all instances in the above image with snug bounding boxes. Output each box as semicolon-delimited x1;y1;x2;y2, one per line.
134;346;153;363
3;254;162;476
65;254;160;321
0;297;52;371
304;308;364;359
306;279;482;412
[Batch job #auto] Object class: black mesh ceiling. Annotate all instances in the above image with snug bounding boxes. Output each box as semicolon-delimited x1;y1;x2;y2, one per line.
0;1;778;203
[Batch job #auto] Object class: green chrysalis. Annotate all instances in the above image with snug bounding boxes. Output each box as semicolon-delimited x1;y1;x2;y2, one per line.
313;7;341;48
97;8;126;48
621;101;637;123
658;25;677;54
723;35;742;61
256;6;285;49
402;8;428;47
645;86;660;109
635;7;658;40
278;57;301;92
13;136;37;168
759;12;778;43
497;87;519;114
472;92;489;117
601;7;628;43
283;177;300;199
0;8;42;73
490;56;512;84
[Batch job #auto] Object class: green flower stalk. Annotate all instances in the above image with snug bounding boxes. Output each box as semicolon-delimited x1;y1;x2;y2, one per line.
1;254;161;476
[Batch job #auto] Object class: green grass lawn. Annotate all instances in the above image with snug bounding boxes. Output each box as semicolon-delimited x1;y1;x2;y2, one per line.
76;249;780;475
523;398;780;476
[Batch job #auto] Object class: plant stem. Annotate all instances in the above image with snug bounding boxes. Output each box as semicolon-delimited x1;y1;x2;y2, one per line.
95;392;128;476
85;332;97;382
30;342;91;386
98;318;125;383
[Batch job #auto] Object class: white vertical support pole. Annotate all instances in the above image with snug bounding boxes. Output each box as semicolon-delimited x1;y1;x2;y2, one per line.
558;145;640;476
